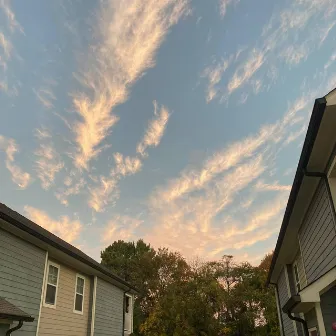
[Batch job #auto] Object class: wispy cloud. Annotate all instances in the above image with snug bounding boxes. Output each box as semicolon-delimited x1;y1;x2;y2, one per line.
56;176;86;206
227;49;265;94
102;215;143;243
89;152;142;212
0;0;23;33
137;102;170;157
72;0;189;169
34;87;56;109
24;206;82;244
255;180;292;192
34;129;63;190
0;135;31;189
281;45;308;65
219;0;239;18
202;57;231;102
324;50;336;69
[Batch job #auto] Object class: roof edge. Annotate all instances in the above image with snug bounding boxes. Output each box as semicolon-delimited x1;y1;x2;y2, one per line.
0;204;138;293
267;96;327;285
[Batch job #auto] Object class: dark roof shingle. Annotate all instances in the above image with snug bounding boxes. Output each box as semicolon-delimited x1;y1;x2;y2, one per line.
0;297;34;322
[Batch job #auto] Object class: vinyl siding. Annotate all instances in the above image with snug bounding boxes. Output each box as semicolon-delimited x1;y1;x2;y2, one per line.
38;261;91;336
277;268;297;336
299;180;336;285
320;286;336;336
94;278;123;336
0;228;45;336
294;253;307;289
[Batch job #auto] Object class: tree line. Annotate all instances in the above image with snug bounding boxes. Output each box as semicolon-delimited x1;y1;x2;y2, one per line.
101;240;279;336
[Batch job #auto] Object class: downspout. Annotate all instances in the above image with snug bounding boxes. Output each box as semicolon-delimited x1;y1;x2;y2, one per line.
6;320;23;336
273;283;285;336
287;309;309;336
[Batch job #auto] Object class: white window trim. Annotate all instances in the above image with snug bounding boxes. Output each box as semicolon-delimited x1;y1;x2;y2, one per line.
292;261;301;294
124;293;133;334
36;251;48;336
73;274;85;315
43;261;60;309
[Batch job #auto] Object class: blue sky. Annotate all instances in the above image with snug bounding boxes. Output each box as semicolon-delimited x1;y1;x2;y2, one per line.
1;0;336;264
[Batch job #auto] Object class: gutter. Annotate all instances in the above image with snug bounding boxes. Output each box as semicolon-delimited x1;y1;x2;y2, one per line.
267;97;327;285
0;208;138;294
287;310;309;336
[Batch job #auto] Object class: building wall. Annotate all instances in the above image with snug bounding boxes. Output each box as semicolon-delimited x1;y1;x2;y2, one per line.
0;228;45;336
94;278;124;336
304;308;318;331
299;180;336;285
294;252;307;289
38;261;91;336
320;285;336;336
277;268;297;336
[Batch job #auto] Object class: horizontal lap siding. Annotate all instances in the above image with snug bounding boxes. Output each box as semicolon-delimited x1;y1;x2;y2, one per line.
277;268;296;336
38;262;91;336
94;278;123;336
299;180;336;285
0;228;45;336
320;286;336;336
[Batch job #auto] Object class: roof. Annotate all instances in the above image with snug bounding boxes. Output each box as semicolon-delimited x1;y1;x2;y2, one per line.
267;87;336;284
0;297;34;322
0;203;137;293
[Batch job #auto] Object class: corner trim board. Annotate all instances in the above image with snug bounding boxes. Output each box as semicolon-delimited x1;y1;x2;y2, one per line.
36;250;48;336
90;276;97;336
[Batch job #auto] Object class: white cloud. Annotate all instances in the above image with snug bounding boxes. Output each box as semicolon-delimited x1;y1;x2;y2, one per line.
112;153;142;176
56;177;86;206
281;45;308;65
219;0;239;17
227;49;265;94
137;102;170;156
102;215;143;243
35;141;64;190
202;58;231;102
34;87;56;109
72;0;189;169
0;0;23;33
24;206;82;244
0;135;31;189
255;180;292;192
324;50;336;69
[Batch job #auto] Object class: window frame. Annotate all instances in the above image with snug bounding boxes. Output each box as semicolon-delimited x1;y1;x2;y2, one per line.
43;261;60;309
124;293;133;333
73;274;85;315
293;261;301;293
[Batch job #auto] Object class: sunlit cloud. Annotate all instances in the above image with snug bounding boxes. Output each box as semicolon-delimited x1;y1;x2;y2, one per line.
72;0;189;169
56;177;86;206
137;102;170;156
202;57;232;102
227;49;265;94
24;206;82;244
35;140;64;190
281;45;308;65
112;153;142;176
0;135;31;189
102;215;143;243
0;0;23;33
255;180;292;192
34;87;56;109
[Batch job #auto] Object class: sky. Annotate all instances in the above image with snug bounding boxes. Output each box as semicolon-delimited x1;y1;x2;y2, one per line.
1;0;336;265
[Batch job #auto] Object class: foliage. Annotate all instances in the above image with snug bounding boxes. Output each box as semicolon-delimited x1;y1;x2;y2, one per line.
101;241;279;336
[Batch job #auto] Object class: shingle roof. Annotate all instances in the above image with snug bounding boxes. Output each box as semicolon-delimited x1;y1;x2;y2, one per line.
0;297;34;322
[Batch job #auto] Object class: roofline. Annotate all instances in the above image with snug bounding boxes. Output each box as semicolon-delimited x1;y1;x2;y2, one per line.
267;96;327;285
0;204;138;293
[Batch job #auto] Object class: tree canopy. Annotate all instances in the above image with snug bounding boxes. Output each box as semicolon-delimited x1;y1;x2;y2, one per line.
101;240;278;336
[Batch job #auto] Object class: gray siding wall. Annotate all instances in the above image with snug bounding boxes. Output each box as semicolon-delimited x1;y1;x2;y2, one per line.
299;180;336;285
320;286;336;336
277;268;296;336
94;278;124;336
0;228;46;336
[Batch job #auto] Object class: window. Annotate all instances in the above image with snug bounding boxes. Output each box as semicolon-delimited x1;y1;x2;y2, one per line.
293;263;301;293
124;294;133;333
125;296;130;313
44;262;60;308
74;275;85;313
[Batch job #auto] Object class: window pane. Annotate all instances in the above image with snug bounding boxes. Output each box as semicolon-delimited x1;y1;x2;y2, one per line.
75;294;83;312
48;265;58;285
45;284;56;305
76;277;84;294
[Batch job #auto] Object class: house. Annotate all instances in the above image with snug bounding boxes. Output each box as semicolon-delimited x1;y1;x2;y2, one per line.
0;203;136;336
267;88;336;336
